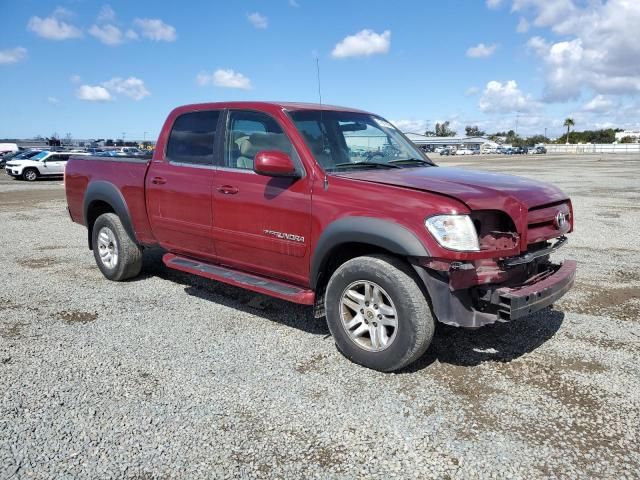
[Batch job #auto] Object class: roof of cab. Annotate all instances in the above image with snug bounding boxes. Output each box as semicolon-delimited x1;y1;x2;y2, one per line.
173;101;371;114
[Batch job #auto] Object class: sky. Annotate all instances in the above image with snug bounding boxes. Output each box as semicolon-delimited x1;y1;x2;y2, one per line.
1;0;639;140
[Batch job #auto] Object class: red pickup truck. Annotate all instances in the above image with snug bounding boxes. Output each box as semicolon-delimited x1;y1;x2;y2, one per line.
65;101;575;371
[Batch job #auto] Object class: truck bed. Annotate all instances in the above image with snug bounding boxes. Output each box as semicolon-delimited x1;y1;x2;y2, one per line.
65;156;157;245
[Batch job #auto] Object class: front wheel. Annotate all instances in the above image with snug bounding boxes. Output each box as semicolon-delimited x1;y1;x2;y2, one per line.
325;255;435;372
22;168;38;181
92;213;143;281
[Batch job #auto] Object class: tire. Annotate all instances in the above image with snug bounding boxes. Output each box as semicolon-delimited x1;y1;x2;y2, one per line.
22;168;38;182
91;213;143;281
325;254;435;372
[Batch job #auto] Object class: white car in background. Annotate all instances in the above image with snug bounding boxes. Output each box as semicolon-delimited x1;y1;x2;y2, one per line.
5;151;89;181
455;148;473;155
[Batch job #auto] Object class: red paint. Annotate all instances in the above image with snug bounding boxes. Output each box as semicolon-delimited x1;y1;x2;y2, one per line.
254;151;297;177
65;101;574;298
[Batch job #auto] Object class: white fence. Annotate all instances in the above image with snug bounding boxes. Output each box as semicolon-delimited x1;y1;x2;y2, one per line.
545;143;640;154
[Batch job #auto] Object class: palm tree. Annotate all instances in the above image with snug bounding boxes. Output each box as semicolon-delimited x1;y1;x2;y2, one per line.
563;118;575;144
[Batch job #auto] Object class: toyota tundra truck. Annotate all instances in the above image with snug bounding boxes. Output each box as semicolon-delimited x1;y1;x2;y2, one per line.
64;102;576;372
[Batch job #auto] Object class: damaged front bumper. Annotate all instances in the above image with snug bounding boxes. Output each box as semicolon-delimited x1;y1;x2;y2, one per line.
413;238;576;328
491;259;576;321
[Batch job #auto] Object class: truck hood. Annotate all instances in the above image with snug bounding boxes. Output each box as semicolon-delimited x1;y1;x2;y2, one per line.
334;166;569;212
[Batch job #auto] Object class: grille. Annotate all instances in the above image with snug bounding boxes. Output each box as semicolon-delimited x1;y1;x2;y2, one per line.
527;200;570;244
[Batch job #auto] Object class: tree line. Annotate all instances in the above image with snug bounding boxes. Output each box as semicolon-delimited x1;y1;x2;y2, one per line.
422;118;628;145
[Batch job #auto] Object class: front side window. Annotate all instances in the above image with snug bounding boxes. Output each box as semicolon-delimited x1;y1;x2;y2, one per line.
166;110;220;165
226;110;295;170
288;110;432;172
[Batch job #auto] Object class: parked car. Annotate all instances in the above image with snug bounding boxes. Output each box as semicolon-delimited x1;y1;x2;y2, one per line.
65;101;576;372
439;147;452;156
456;148;473;155
0;143;20;157
0;149;41;168
535;146;547;154
5;150;88;181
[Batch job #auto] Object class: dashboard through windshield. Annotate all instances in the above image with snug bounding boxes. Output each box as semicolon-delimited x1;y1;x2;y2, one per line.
288;110;433;172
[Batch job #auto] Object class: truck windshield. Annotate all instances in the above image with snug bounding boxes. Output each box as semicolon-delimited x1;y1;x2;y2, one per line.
288;110;433;172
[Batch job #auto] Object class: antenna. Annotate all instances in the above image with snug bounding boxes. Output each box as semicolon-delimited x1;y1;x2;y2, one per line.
316;56;322;105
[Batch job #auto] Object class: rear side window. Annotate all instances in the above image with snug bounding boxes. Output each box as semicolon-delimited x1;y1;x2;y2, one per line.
167;110;220;165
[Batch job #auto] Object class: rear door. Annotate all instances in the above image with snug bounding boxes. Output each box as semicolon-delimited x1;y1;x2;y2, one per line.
145;110;222;260
212;109;312;285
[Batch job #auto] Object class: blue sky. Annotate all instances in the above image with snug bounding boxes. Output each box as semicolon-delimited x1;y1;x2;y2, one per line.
1;0;639;140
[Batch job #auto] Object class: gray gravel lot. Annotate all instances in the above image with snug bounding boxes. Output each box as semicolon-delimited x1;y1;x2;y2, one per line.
1;154;639;479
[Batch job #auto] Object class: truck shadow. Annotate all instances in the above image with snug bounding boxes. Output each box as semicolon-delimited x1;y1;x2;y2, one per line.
400;310;565;372
138;248;565;370
137;248;328;336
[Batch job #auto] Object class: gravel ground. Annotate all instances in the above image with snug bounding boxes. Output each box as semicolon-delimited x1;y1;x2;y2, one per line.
1;154;639;479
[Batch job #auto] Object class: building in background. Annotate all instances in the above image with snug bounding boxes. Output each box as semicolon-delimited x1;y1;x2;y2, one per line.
404;133;500;152
614;130;640;143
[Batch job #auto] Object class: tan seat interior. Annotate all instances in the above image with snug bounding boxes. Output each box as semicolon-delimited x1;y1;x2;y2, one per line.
233;132;292;169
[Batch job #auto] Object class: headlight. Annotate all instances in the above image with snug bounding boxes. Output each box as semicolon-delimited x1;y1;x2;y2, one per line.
425;215;480;251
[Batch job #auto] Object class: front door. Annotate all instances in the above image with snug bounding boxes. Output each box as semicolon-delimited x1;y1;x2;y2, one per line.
42;154;69;175
212;109;312;285
146;110;221;260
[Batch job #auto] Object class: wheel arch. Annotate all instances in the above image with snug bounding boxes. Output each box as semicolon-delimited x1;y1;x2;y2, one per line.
310;217;429;290
83;181;136;250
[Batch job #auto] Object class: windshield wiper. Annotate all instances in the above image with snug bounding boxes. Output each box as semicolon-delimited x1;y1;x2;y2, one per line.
332;161;401;170
388;157;433;166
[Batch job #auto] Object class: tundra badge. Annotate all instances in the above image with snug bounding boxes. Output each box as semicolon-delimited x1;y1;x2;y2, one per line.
263;229;305;243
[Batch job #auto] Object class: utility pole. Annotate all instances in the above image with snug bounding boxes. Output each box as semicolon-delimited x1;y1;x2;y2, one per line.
515;112;520;136
143;131;147;143
122;132;126;143
544;127;547;140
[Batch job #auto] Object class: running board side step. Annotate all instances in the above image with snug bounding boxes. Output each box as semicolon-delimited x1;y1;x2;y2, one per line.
163;253;315;305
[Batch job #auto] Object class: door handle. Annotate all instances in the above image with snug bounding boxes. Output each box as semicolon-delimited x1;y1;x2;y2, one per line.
217;185;239;194
151;177;167;185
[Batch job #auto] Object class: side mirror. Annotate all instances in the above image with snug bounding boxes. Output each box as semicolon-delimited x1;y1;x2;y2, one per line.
254;150;299;178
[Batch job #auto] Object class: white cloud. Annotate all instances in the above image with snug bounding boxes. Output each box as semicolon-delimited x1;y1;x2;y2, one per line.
247;12;268;29
582;95;617;113
197;69;252;89
89;24;124;45
512;0;640;101
465;86;480;96
391;119;429;134
133;18;176;42
516;17;529;33
478;80;537;113
77;85;112;102
103;77;150;100
97;5;116;23
466;43;498;58
27;10;83;40
47;96;60;104
70;74;81;83
0;47;27;65
125;29;138;40
486;0;503;8
289;0;300;7
331;29;391;59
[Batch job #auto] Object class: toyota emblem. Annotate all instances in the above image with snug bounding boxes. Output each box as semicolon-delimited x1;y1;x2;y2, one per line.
554;211;569;230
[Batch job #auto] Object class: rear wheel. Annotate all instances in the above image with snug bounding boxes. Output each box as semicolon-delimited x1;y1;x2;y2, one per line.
22;168;38;181
325;254;435;372
92;213;143;281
